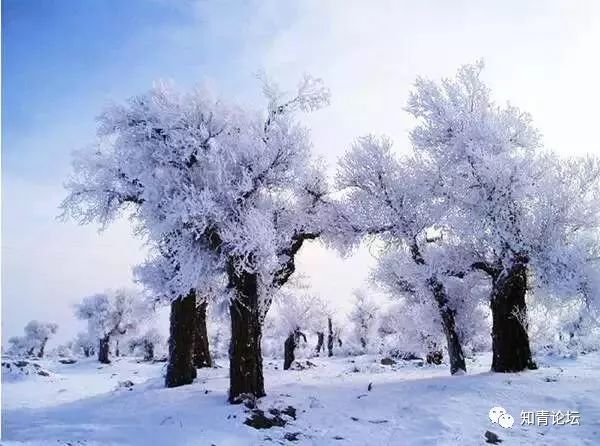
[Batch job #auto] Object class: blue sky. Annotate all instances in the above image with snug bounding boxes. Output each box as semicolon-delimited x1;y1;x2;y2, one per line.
3;0;599;346
3;0;291;177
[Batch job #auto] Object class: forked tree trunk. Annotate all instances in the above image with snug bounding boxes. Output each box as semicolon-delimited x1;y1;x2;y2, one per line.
327;317;334;357
428;276;466;375
491;263;536;372
165;292;197;388
194;301;213;368
229;270;265;403
315;331;324;354
98;335;111;364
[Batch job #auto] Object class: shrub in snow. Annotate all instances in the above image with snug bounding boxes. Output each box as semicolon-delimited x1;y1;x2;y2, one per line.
52;342;75;358
1;360;52;382
527;295;600;357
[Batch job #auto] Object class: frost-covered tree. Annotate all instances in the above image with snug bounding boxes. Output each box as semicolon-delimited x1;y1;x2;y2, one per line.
73;331;96;358
375;251;491;361
136;247;221;386
61;76;330;401
8;321;58;358
53;341;74;358
527;294;600;357
348;289;378;352
405;61;600;372
7;336;34;357
25;321;59;358
331;134;469;374
378;298;443;361
272;293;325;369
333;61;600;375
128;328;163;361
74;289;150;364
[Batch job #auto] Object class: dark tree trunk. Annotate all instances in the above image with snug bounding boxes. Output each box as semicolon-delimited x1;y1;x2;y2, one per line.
283;329;306;370
143;341;154;361
411;243;466;375
284;332;296;370
327;317;334;357
194;301;213;368
228;270;265;403
426;342;443;365
38;338;48;358
428;276;467;375
315;331;324;354
98;335;111;364
491;263;536;372
165;292;197;388
115;340;120;357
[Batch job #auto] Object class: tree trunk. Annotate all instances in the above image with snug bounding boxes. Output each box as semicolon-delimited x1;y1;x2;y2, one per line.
144;341;154;361
98;335;110;364
165;292;197;388
428;276;466;375
327;317;334;357
38;337;48;358
229;270;265;403
491;263;536;372
194;301;213;368
115;340;120;357
284;332;296;370
315;331;324;354
426;342;443;365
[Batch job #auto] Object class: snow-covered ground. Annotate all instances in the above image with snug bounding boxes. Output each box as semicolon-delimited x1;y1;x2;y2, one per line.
2;353;600;445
